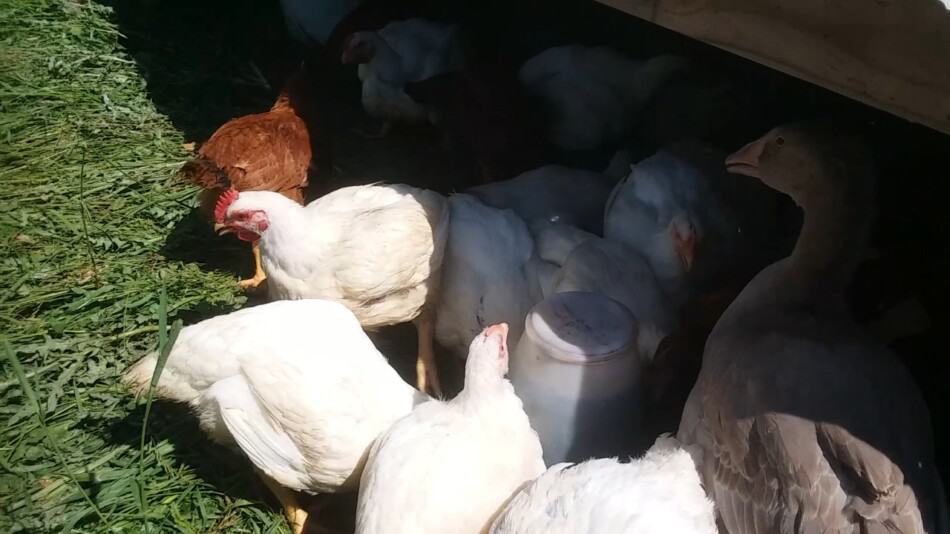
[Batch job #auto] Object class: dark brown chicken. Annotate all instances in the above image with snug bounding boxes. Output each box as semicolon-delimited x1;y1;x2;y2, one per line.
180;62;328;289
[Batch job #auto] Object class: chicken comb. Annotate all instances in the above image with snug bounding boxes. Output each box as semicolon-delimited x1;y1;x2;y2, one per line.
214;189;240;223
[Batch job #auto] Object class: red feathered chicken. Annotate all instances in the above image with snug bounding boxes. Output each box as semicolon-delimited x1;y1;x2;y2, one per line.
180;61;329;289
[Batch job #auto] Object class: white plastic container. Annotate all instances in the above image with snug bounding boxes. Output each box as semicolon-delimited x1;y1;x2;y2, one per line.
509;291;641;465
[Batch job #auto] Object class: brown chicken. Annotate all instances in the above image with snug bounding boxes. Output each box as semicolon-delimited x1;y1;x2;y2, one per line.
180;62;328;289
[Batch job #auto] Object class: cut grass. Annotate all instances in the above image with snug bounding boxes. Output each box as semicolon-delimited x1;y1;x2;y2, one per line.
0;0;291;531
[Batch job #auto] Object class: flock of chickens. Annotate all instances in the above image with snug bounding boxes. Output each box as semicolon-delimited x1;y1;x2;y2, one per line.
122;4;947;534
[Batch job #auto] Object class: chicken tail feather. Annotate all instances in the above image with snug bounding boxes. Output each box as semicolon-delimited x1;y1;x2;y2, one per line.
122;352;159;398
122;351;192;402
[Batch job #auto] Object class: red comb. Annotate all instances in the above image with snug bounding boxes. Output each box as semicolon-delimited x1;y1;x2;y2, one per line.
214;189;240;223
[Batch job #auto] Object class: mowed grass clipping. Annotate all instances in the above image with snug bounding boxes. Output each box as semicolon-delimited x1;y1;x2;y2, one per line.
0;0;294;531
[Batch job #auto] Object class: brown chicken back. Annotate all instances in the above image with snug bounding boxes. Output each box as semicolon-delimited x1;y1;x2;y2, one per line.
180;59;331;213
179;62;328;288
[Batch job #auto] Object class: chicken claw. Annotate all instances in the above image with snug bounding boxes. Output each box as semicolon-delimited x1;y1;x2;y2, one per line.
238;274;267;290
239;241;267;290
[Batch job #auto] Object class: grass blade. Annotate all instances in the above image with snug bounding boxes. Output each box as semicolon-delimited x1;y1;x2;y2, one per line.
77;147;101;287
1;340;107;525
137;287;183;522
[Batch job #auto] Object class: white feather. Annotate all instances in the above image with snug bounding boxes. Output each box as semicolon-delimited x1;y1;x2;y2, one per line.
532;222;677;362
491;435;716;534
357;19;464;124
228;184;448;330
467;164;616;234
123;299;425;493
356;327;545;534
278;0;361;46
435;194;536;358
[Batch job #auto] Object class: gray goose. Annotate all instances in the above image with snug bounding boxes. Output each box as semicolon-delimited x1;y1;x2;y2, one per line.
678;122;947;533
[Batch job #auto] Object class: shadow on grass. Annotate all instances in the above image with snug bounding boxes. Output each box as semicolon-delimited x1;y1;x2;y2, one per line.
109;402;267;506
158;209;281;315
111;391;364;532
110;401;360;532
159;209;249;277
98;0;300;142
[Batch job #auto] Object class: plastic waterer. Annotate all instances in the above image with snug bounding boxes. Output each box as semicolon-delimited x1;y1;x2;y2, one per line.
509;291;641;465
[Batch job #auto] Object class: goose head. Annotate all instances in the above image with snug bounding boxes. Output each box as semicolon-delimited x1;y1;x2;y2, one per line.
725;121;872;206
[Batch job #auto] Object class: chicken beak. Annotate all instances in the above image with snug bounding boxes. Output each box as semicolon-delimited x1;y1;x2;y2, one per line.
340;35;363;64
725;137;766;178
485;323;509;340
213;223;233;236
674;234;696;272
677;243;695;272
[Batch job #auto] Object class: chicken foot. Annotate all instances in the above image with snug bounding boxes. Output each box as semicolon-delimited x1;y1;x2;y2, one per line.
413;312;442;397
257;470;309;534
238;241;267;290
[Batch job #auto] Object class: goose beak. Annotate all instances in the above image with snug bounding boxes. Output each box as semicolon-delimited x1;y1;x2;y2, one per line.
725;138;766;177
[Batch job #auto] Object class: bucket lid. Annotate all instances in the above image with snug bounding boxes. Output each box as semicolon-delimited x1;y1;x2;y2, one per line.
524;291;637;364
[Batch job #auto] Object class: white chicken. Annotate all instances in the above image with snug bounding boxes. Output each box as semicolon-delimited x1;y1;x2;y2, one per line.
466;149;634;235
518;46;687;151
531;221;677;363
214;184;449;395
467;165;613;234
434;194;539;359
341;18;464;135
356;323;545;534
490;435;716;534
603;148;723;305
123;299;427;534
606;143;790;302
278;0;362;47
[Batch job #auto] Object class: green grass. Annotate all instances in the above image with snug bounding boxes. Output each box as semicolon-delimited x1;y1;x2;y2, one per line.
0;0;292;531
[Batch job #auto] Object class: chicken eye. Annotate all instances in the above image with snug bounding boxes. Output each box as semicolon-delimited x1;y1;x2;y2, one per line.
775;136;785;147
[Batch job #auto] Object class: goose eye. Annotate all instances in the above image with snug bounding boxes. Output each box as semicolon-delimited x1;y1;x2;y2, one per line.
775;136;785;147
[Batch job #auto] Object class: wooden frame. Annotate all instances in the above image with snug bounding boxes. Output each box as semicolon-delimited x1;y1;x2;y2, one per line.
596;0;950;135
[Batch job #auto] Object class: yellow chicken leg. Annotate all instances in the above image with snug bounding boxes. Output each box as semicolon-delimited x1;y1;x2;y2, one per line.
257;470;309;534
413;311;442;397
238;241;267;289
